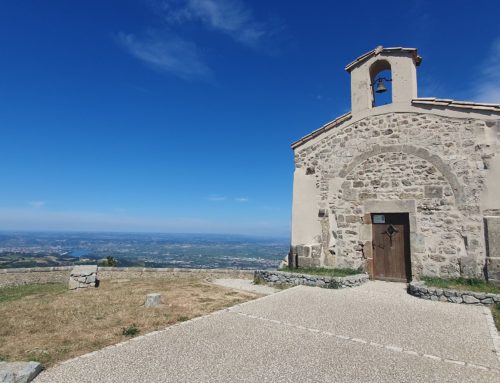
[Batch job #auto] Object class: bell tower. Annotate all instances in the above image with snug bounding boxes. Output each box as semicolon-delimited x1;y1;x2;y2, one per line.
345;46;422;115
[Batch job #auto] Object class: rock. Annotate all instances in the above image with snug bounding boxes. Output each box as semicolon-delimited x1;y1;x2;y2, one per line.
0;361;42;383
69;265;98;290
68;278;79;290
462;295;480;304
70;265;97;277
145;293;161;307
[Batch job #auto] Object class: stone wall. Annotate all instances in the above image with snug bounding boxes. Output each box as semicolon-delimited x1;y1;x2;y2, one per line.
0;267;72;288
408;281;500;305
292;111;499;279
254;270;368;289
0;267;255;288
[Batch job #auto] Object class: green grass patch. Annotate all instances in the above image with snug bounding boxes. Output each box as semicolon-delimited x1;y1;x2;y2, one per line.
422;277;500;295
0;283;66;304
282;267;361;277
492;304;500;331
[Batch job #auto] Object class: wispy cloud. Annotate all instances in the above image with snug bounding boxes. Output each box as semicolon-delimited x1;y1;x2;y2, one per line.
116;31;212;80
235;197;249;202
474;37;500;103
207;194;226;201
29;201;46;208
160;0;266;46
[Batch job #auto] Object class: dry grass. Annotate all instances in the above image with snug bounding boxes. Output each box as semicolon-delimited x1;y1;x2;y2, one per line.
0;276;260;367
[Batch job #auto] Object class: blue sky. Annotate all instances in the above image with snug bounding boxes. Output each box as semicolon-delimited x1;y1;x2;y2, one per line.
1;1;499;236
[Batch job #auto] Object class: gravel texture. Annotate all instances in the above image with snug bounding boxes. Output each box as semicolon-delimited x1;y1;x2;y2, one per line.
35;281;500;383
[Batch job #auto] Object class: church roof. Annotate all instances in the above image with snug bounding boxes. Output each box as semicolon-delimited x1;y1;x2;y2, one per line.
344;46;422;72
291;112;352;149
412;98;500;112
291;98;500;150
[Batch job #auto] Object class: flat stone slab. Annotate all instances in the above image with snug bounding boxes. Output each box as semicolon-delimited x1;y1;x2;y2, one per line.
34;282;500;382
0;361;42;383
70;265;97;277
211;278;279;295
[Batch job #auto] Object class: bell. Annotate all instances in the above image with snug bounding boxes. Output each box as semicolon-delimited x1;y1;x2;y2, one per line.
375;78;387;93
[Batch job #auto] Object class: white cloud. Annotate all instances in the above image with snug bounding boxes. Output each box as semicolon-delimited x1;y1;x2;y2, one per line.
29;201;46;208
207;194;226;201
474;37;500;103
116;31;212;80
161;0;266;46
235;197;249;202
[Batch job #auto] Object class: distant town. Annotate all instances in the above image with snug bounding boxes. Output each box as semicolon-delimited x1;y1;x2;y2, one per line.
0;231;288;269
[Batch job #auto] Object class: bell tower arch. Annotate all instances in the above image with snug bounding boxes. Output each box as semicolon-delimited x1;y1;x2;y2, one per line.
345;46;422;115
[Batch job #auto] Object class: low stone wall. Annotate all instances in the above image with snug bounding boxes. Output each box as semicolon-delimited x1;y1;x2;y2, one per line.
0;267;72;288
408;281;500;305
254;270;368;289
97;267;254;280
0;266;255;288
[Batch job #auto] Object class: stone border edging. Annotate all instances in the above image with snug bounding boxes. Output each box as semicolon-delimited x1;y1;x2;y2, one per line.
408;281;500;305
254;270;368;288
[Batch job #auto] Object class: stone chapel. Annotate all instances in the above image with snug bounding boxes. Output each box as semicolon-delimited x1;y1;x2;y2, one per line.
289;46;500;283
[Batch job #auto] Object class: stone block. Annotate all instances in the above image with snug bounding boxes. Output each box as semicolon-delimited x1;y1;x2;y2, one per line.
485;217;500;258
145;293;161;307
298;256;320;268
459;257;477;278
486;257;500;284
359;225;371;241
70;265;97;277
462;295;479;304
69;265;98;290
0;361;42;383
68;278;79;290
424;185;443;198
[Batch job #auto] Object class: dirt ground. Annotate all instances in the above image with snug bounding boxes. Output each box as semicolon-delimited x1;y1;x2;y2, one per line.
0;275;260;367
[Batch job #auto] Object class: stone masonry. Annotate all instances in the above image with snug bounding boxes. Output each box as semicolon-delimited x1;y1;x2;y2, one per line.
295;113;493;278
254;270;368;289
69;265;98;290
290;46;500;281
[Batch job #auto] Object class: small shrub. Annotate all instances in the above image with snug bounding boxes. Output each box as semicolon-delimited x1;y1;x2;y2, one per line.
177;316;189;322
100;256;118;267
121;324;139;337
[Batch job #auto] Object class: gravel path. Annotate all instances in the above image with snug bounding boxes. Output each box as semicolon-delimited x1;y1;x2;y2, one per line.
211;278;279;295
35;281;500;382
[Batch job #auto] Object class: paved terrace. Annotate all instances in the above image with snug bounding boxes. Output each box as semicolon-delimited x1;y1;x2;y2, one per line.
35;281;500;382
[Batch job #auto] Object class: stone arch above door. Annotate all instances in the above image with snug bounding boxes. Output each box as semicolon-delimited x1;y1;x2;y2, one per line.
337;144;465;206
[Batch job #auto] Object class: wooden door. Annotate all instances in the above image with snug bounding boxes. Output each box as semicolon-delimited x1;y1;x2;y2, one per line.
372;213;410;282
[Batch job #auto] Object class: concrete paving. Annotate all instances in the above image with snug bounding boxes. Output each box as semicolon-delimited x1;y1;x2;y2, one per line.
35;281;500;383
211;278;279;295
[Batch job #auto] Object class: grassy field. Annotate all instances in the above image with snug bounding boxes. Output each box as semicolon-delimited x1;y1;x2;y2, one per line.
0;276;259;367
281;267;361;277
422;277;500;295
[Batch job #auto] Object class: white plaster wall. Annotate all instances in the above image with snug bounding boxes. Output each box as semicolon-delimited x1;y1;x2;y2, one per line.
291;168;321;246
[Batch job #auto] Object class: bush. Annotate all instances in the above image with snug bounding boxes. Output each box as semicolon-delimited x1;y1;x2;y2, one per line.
121;324;139;337
99;256;118;267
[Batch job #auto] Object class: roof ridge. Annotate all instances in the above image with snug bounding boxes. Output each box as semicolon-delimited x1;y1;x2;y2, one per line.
345;46;421;72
